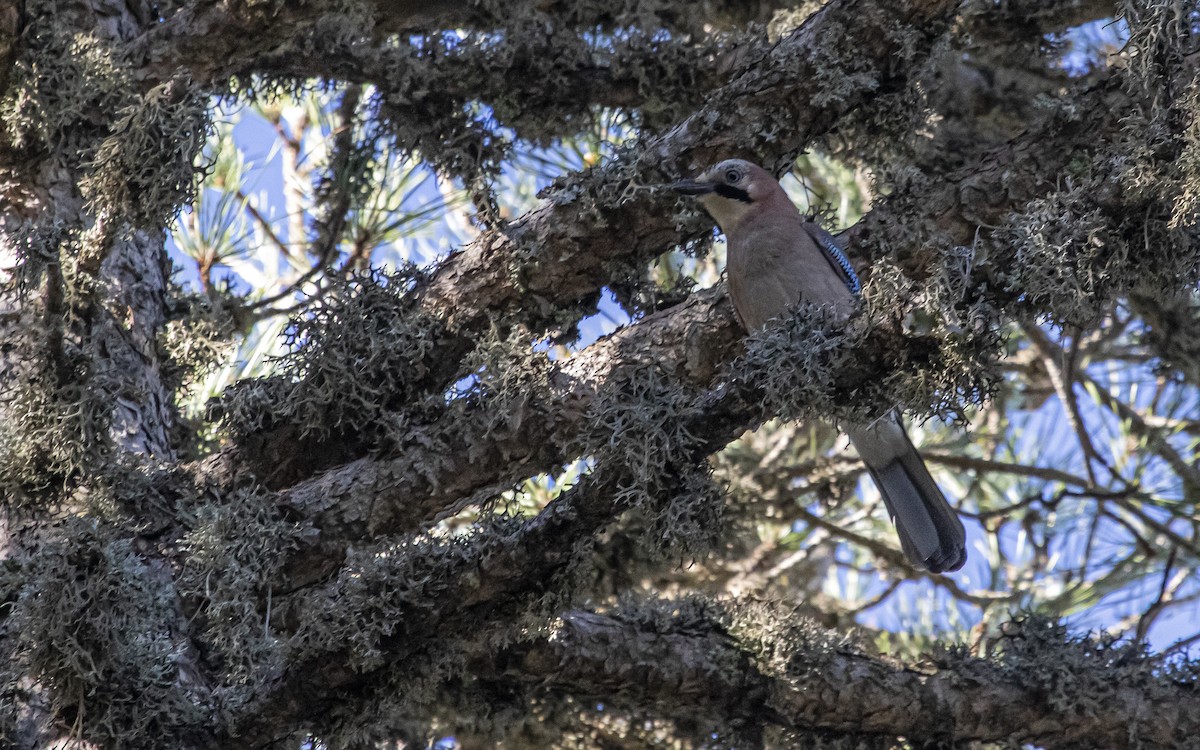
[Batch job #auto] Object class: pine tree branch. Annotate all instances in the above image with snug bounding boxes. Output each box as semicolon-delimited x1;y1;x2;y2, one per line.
273;285;741;587
961;0;1118;41
369;0;807;36
486;608;1200;749
135;0;781;90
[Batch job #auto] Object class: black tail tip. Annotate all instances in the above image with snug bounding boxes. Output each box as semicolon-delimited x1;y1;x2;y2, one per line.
923;546;967;574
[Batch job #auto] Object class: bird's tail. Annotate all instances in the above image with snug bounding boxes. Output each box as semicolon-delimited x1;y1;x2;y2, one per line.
846;414;966;573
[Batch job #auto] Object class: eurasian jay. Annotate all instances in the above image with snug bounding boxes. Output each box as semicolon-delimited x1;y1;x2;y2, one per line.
674;158;967;573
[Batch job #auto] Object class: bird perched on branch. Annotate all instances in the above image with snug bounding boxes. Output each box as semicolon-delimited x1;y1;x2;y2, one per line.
673;159;966;573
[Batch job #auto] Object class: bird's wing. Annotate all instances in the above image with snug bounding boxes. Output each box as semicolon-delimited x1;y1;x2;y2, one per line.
802;222;861;295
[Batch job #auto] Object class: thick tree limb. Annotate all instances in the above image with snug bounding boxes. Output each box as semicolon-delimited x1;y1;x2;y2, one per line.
0;2;216;746
370;0;806;36
251;27;759;128
963;0;1118;40
490;609;1200;749
135;0;788;87
275;286;740;586
235;339;766;742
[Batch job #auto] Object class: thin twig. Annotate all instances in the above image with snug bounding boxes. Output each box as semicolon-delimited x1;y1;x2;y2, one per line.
1022;321;1107;485
245;86;364;318
237;189;292;259
924;451;1091;487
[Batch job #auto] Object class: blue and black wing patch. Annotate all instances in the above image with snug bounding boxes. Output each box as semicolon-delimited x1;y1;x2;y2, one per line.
803;222;861;295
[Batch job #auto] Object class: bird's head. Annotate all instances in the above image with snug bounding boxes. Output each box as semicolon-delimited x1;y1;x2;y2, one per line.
671;159;783;231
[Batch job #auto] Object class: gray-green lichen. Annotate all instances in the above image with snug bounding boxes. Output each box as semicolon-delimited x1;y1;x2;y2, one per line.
734;293;997;431
176;484;303;713
4;9;209;231
158;290;239;453
0;5;214;494
956;615;1200;727
9;519;211;748
81;75;212;231
574;361;728;561
212;268;443;448
366;12;768;224
0;17;128;154
989;2;1200;328
0;313;115;497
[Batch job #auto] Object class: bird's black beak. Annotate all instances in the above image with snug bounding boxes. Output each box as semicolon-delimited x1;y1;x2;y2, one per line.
671;179;715;196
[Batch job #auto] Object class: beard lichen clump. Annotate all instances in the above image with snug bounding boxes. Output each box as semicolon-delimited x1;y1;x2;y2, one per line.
210;267;443;448
573;361;725;560
990;1;1200;329
968;615;1200;723
11;518;211;749
176;484;304;712
80;75;212;232
0;305;117;499
999;189;1129;326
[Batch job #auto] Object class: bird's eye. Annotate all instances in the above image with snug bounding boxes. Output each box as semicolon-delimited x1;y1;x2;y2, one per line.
725;168;742;183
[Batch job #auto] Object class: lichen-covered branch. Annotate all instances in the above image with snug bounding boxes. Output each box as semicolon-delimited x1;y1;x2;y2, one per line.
489;609;1200;748
273;286;738;586
138;0;802;84
221;284;842;739
414;0;961;323
1;2;215;747
370;0;806;36
233;298;993;736
961;0;1118;42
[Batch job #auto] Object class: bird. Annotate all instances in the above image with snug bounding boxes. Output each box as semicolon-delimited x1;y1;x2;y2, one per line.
673;158;966;573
